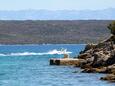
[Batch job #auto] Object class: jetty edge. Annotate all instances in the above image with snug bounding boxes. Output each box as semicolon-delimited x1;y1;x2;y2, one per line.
50;53;83;66
50;58;86;66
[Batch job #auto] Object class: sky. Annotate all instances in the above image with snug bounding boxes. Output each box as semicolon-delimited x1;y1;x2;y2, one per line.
0;0;115;11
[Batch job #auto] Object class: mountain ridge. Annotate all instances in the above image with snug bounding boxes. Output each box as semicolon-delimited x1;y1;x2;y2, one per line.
0;8;115;20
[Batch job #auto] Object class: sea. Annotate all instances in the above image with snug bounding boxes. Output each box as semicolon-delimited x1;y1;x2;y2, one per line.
0;44;115;86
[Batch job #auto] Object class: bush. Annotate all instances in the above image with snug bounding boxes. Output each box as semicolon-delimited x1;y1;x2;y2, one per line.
108;21;115;35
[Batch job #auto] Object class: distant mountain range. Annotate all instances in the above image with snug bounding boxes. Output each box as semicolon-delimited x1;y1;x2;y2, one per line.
0;8;115;20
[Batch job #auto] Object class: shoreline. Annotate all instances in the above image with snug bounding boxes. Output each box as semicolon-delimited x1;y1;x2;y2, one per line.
0;44;87;46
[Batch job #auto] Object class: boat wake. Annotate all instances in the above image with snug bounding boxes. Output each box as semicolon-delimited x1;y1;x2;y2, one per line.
0;49;72;56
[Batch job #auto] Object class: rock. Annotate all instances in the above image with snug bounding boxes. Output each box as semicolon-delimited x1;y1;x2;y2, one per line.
91;51;110;67
95;67;107;73
75;59;87;67
78;42;114;68
80;63;92;69
76;35;115;82
95;41;114;50
91;52;104;67
100;74;115;82
82;67;107;73
105;35;115;44
106;64;115;74
106;50;115;65
80;44;96;54
77;53;91;59
82;68;95;73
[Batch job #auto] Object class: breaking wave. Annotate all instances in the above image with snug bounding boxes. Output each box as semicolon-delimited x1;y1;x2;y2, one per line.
0;49;72;56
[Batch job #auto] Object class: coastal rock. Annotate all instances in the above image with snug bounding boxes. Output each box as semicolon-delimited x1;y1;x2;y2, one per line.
82;68;95;73
76;35;115;82
91;51;110;67
105;35;115;43
82;67;107;73
80;44;96;54
106;50;115;65
75;59;87;67
81;64;115;74
78;41;115;68
77;53;92;60
100;74;115;82
106;64;115;74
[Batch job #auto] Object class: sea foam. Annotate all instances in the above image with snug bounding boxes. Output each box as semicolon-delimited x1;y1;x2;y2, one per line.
0;49;72;56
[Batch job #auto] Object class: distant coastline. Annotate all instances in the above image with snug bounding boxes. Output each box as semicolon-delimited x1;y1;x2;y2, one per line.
0;44;87;46
0;20;112;44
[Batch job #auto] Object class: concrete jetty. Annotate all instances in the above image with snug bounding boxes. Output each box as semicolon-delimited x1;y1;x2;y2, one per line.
49;58;79;65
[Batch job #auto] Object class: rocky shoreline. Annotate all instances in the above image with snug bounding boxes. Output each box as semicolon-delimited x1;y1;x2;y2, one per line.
75;35;115;82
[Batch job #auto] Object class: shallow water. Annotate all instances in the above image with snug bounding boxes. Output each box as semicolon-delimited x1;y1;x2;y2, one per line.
0;44;115;86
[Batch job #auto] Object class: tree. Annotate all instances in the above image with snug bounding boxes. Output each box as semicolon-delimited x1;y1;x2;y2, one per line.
108;21;115;35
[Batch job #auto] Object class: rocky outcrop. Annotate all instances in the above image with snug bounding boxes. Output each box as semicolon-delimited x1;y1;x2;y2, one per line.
76;35;115;82
106;64;115;74
100;74;115;82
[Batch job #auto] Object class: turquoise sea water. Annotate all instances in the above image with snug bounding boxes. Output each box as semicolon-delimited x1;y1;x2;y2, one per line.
0;44;115;86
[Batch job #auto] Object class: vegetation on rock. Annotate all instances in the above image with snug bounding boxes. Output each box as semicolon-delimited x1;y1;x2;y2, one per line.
108;21;115;35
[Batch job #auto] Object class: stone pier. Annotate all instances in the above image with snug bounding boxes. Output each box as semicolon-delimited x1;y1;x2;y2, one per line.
49;58;79;65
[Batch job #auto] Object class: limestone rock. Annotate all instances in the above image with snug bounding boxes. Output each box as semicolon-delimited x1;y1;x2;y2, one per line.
82;67;107;73
106;64;115;74
77;35;115;82
100;74;115;82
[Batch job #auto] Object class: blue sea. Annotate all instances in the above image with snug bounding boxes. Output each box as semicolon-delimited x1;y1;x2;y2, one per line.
0;44;115;86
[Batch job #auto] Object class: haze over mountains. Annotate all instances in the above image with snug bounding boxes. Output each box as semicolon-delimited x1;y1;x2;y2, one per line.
0;8;115;20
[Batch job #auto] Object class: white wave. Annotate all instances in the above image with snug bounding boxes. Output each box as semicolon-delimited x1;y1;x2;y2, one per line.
0;49;72;56
0;54;6;56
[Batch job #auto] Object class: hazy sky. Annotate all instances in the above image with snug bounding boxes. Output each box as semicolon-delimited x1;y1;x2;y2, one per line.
0;0;115;10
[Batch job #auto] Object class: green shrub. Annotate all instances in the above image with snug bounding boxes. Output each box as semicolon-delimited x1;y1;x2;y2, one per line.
108;21;115;35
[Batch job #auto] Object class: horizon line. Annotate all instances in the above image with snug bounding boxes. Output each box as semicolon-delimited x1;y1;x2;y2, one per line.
0;8;115;11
